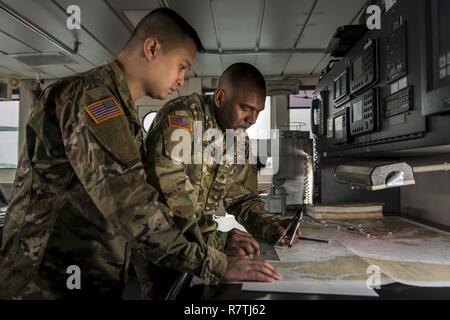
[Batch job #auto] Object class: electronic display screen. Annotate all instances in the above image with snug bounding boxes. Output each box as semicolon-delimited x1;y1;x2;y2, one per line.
327;118;333;139
340;73;347;95
334;79;340;99
352;55;363;80
438;0;450;86
335;72;348;99
352;100;363;122
334;115;343;139
386;99;398;110
439;0;450;54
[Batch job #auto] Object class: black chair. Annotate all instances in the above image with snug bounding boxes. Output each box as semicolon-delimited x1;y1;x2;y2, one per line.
0;184;8;245
0;184;8;205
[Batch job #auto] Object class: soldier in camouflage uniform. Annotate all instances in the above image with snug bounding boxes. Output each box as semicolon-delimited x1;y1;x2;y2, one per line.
0;8;211;299
136;63;300;299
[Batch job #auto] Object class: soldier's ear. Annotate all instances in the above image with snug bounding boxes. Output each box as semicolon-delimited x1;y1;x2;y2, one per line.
214;89;226;108
143;38;159;60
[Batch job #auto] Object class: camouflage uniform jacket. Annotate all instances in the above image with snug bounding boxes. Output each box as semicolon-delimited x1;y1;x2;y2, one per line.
138;93;283;298
0;62;224;299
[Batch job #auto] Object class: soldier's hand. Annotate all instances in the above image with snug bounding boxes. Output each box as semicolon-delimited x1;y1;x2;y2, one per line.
224;228;260;257
222;257;282;282
269;218;302;246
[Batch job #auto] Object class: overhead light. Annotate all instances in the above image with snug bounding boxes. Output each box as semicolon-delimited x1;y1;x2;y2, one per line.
335;161;450;190
10;53;77;67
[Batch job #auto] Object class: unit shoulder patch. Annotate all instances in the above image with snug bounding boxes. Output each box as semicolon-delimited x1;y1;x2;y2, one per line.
84;97;124;124
168;114;192;132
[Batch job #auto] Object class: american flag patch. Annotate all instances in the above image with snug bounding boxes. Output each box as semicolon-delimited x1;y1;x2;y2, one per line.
84;97;124;124
168;115;192;131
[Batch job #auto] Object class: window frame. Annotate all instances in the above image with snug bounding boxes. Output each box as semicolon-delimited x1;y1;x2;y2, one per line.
288;86;315;109
0;100;20;169
142;111;158;133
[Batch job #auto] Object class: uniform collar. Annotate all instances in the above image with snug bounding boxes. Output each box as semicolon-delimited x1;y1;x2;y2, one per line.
106;60;141;126
205;94;223;132
106;60;134;106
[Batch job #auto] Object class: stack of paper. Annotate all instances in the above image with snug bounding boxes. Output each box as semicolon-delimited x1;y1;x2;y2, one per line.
242;280;380;297
306;203;384;220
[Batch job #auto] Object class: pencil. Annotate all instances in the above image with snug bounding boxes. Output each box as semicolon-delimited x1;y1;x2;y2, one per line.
298;236;330;244
288;218;301;248
274;209;300;245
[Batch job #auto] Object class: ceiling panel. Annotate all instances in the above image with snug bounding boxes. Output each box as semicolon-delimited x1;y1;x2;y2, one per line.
221;54;257;71
0;5;96;74
259;0;315;50
0;65;19;76
213;0;263;50
35;65;77;78
0;10;50;53
255;53;290;75
56;0;131;55
298;0;366;49
123;10;152;27
283;52;324;74
311;53;330;75
0;65;34;78
192;54;222;76
0;0;366;79
0;31;37;54
64;62;96;74
0;53;52;78
169;0;218;50
1;0;113;65
106;0;160;10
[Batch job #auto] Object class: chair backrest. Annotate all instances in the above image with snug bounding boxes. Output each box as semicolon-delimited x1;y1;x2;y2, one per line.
0;185;6;244
0;184;8;207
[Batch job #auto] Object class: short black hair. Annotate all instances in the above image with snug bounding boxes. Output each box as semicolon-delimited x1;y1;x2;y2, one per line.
125;8;204;53
221;63;267;98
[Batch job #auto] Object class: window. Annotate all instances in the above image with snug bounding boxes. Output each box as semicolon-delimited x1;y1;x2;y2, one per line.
289;90;313;132
290;90;314;108
246;97;271;140
289;109;311;132
142;111;157;133
0;101;19;169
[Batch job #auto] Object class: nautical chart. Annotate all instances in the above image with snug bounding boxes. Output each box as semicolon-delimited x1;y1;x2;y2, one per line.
272;217;450;287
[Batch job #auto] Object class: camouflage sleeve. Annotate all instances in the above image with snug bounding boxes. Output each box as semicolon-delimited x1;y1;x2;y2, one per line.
205;229;228;252
223;164;284;242
143;106;228;282
59;86;226;284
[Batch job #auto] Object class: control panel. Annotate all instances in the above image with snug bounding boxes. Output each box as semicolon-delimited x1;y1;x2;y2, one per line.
333;69;350;106
350;88;379;136
311;90;329;137
384;86;413;117
333;107;349;144
350;39;378;94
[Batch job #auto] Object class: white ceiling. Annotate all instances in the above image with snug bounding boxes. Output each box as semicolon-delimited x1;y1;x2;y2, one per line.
0;0;368;80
